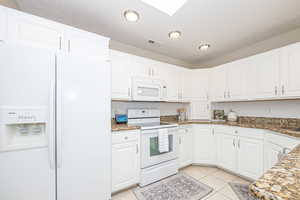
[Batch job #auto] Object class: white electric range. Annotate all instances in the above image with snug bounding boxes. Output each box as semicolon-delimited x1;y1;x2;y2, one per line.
127;109;179;186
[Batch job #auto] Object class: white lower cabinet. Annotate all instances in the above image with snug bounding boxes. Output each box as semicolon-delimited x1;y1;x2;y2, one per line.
237;137;264;179
215;126;264;179
178;126;193;168
216;133;237;171
111;130;140;193
193;125;216;165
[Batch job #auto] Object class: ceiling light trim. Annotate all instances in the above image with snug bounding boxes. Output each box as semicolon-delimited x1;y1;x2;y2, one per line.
123;10;140;22
168;31;182;39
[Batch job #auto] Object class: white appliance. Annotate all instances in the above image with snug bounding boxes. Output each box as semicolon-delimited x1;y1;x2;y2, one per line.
131;77;167;101
0;43;111;200
127;109;178;186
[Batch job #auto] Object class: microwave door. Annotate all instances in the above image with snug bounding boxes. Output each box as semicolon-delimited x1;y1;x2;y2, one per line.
133;83;162;101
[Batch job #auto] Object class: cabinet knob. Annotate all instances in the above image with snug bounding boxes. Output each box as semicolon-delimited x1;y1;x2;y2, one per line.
124;136;128;140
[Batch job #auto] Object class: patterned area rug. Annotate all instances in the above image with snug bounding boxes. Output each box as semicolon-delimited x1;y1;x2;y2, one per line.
133;173;213;200
229;183;257;200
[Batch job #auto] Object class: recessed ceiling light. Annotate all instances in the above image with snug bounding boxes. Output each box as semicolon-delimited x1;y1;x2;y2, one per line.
141;0;188;16
124;10;140;22
168;31;181;39
198;44;211;51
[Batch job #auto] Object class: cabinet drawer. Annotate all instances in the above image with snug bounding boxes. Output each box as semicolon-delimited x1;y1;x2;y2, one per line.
112;130;139;144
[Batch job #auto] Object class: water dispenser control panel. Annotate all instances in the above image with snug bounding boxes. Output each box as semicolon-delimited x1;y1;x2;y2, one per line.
0;107;48;152
1;107;47;124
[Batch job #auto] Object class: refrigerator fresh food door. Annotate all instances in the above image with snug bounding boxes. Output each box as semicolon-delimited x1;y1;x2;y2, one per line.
56;53;111;200
0;43;56;200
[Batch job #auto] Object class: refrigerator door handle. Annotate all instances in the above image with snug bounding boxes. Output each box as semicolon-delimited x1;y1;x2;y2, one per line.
49;80;56;169
56;57;63;169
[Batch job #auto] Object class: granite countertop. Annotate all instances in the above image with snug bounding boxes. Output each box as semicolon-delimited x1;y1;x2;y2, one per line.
249;144;300;200
112;119;300;138
111;120;140;132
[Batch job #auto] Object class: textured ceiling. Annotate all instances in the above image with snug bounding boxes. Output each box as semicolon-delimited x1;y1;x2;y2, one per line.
14;0;300;68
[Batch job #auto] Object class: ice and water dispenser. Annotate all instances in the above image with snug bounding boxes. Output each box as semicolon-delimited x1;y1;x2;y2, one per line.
0;107;48;152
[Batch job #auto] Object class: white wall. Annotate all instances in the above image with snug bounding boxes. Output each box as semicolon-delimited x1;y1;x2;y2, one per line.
111;101;189;117
212;100;300;118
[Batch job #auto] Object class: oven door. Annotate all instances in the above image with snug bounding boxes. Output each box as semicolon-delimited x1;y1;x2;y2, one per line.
132;78;163;101
141;128;178;169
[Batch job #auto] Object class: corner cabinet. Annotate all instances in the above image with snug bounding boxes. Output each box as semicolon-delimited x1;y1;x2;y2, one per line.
0;6;7;41
178;126;193;168
111;130;140;193
193;125;216;165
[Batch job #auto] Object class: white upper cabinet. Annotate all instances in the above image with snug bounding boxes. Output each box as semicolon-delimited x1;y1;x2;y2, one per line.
63;27;109;59
158;63;180;101
211;66;227;101
254;49;280;99
7;9;63;51
193;125;216;165
182;69;210;101
110;50;133;100
130;55;155;78
280;42;300;98
227;60;247;100
0;6;7;41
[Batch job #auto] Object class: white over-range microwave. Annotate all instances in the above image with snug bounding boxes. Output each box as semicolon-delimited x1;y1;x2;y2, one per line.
132;77;167;101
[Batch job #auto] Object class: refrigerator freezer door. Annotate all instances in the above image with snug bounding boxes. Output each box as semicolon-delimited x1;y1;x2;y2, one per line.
56;53;111;200
0;43;56;200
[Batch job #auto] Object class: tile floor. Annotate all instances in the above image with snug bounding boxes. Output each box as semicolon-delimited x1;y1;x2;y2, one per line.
112;165;252;200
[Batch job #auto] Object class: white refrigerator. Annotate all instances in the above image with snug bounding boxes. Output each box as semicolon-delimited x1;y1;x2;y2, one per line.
0;43;111;200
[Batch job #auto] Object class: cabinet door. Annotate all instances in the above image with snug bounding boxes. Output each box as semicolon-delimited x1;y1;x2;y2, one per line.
281;43;300;97
182;69;210;101
193;125;216;165
189;100;210;120
178;127;193;168
64;28;109;59
130;55;153;78
210;66;227;101
159;63;180;101
217;133;236;171
227;61;246;100
110;50;133;100
112;142;139;192
237;137;263;179
0;6;6;41
254;50;280;99
7;10;63;51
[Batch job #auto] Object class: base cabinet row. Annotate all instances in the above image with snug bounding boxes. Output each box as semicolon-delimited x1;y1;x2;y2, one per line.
111;126;300;193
